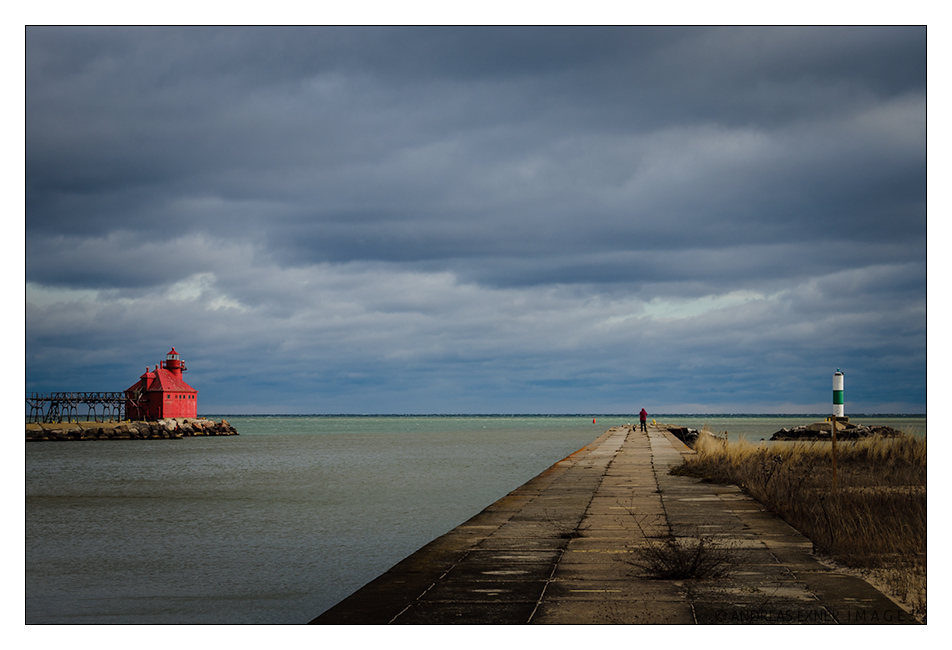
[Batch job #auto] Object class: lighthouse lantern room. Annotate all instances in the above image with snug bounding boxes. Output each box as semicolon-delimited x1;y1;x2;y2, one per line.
124;347;198;420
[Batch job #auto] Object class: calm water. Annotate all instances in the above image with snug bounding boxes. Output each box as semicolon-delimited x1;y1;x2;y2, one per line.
25;414;925;624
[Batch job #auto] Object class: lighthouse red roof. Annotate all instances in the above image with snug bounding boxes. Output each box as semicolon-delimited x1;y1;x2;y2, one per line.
150;367;196;392
125;367;196;394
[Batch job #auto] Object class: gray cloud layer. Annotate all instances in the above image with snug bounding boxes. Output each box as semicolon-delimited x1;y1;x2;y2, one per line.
25;27;927;413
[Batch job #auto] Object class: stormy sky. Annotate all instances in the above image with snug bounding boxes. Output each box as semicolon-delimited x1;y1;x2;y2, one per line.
24;26;928;414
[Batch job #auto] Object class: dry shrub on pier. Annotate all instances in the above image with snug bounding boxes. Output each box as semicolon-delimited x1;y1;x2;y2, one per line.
673;432;927;621
629;534;737;581
622;510;738;581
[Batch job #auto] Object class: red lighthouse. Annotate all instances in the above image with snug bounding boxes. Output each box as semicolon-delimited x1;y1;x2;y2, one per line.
124;347;198;420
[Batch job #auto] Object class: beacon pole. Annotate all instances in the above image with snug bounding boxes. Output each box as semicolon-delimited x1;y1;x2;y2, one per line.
831;369;844;494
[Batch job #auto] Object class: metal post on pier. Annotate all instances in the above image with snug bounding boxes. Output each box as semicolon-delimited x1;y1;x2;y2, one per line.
831;415;838;493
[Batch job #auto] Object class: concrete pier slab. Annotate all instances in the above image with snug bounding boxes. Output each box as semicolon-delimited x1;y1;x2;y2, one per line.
310;425;916;624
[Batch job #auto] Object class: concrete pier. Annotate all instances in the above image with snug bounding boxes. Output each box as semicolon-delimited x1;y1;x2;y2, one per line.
311;425;916;624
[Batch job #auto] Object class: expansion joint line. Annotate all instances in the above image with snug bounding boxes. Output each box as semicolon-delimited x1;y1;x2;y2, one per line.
526;549;563;623
646;427;674;539
386;551;473;624
526;428;628;623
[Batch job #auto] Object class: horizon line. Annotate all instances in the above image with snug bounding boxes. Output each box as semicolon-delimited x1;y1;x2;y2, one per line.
195;412;927;418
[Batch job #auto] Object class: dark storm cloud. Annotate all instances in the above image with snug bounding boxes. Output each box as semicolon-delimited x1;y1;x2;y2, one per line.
25;26;927;413
26;27;925;244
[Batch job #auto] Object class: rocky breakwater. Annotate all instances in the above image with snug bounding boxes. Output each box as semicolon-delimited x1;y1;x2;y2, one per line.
26;418;238;441
770;420;903;441
666;425;700;447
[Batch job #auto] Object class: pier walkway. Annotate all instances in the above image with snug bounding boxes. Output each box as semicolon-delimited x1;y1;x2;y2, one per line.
311;425;915;624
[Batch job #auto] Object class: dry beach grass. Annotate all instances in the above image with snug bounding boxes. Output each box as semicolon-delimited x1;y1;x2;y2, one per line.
673;431;927;621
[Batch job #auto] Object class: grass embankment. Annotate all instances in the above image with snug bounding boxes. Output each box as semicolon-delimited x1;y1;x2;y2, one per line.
673;432;926;621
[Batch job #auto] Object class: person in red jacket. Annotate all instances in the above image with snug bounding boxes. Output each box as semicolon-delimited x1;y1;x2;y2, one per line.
639;408;648;432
